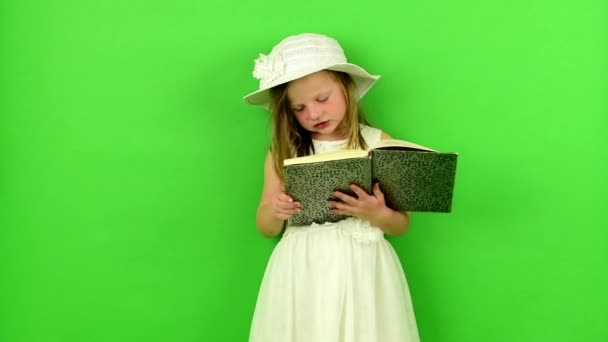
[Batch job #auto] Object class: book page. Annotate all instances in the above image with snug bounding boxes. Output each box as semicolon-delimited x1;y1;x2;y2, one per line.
370;139;436;152
283;149;369;166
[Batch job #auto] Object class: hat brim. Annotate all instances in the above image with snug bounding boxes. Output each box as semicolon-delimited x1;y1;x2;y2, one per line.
243;63;380;108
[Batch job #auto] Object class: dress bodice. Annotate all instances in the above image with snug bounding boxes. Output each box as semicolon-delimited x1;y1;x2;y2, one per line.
311;125;382;155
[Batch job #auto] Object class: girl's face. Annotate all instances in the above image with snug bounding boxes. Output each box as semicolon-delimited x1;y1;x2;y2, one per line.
286;70;348;141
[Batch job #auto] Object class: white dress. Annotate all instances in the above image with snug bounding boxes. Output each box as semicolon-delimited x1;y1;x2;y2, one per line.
250;126;420;342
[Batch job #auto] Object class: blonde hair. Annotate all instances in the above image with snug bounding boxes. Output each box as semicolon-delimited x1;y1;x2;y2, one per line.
269;71;369;179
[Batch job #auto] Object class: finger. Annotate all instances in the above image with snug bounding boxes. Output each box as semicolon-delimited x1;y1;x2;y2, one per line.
274;195;301;209
276;209;299;220
333;190;358;205
372;182;385;201
279;193;294;203
276;206;300;218
273;201;299;214
330;200;357;215
350;184;369;199
277;202;301;212
327;200;339;209
275;206;297;219
276;213;291;220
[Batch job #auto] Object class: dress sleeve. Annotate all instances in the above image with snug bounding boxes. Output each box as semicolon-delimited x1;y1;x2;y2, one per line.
360;125;383;146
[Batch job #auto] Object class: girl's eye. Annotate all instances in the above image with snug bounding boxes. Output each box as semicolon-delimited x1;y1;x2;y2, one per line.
317;97;328;103
293;107;304;113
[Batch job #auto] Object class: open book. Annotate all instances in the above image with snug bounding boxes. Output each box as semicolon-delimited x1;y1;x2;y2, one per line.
283;139;458;226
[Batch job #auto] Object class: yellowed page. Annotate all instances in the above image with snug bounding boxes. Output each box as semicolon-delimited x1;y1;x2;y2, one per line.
371;139;436;152
283;149;368;166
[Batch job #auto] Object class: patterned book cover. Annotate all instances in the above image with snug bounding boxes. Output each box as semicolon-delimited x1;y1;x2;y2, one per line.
284;157;372;226
372;150;458;212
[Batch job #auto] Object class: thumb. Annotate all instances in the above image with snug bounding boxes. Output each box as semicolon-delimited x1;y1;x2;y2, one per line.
373;182;385;201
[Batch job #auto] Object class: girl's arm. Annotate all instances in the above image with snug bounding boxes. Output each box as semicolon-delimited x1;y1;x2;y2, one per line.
365;188;411;236
256;151;301;237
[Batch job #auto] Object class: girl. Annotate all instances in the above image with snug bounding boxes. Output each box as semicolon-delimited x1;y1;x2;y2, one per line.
243;33;420;342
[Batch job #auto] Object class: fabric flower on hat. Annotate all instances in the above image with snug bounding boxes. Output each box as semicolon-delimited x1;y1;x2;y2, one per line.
252;52;286;88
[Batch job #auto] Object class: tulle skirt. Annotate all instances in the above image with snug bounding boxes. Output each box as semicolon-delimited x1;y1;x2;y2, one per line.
249;218;420;342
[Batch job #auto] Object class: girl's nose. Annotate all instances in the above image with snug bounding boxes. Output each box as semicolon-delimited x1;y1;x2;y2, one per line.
308;103;322;120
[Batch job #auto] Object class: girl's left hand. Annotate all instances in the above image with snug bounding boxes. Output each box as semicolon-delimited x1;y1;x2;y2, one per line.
328;182;390;222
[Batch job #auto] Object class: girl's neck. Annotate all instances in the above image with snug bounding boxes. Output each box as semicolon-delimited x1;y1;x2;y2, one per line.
312;134;348;142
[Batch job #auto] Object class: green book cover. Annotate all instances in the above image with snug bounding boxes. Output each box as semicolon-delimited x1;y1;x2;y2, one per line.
372;150;458;212
284;156;372;227
283;139;458;227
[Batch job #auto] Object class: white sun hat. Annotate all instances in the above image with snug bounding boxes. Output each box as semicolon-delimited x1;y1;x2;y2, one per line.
243;33;381;108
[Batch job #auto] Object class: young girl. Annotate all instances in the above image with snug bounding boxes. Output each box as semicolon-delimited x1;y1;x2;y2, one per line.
243;33;420;342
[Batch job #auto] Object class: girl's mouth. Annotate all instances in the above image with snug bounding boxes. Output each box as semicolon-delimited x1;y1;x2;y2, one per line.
314;121;329;129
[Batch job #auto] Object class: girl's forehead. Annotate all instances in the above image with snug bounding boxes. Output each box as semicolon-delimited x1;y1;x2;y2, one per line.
287;71;337;103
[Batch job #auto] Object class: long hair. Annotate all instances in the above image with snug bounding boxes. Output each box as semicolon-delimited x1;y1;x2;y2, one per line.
269;71;369;179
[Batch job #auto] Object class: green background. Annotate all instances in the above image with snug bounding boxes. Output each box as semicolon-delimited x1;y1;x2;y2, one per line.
1;0;606;341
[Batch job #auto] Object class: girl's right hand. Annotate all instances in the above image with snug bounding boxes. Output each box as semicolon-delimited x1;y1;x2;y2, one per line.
272;192;301;220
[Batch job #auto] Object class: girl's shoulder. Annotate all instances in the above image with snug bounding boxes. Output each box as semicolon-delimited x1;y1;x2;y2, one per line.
360;124;383;145
360;124;383;135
